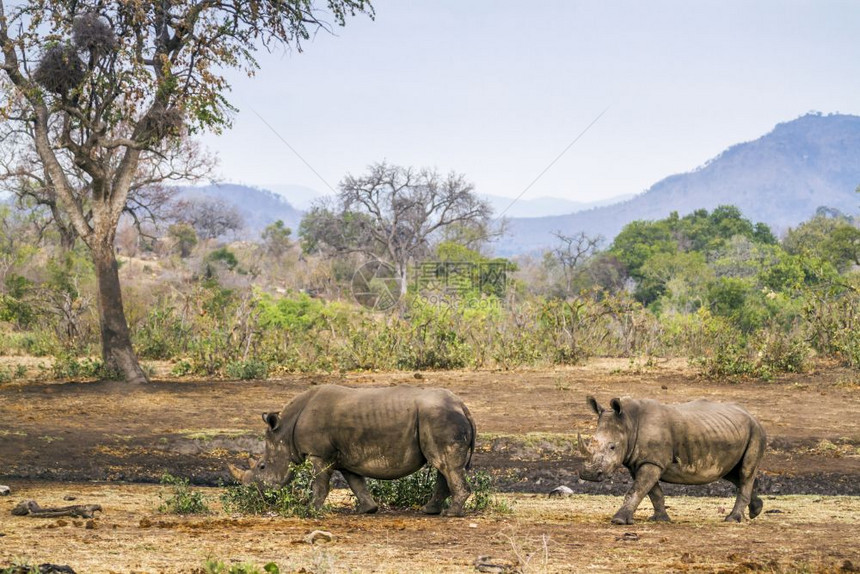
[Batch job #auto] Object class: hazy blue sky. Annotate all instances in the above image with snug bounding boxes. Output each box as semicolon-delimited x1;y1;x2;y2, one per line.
198;0;860;205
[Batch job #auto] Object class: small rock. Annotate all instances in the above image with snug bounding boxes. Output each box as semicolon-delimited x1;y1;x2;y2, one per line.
616;532;640;542
413;372;424;379
474;555;519;573
12;500;36;516
764;509;783;514
138;517;152;528
0;485;10;496
661;385;668;390
85;520;96;530
548;485;574;498
680;552;695;564
304;530;334;545
63;495;77;501
469;523;478;528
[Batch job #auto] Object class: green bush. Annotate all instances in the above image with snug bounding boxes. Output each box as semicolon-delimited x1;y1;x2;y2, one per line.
221;460;323;518
225;359;269;380
367;466;437;509
51;354;114;380
135;306;190;360
158;473;211;515
366;466;502;512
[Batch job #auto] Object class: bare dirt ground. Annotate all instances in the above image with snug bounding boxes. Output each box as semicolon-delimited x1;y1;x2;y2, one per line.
1;358;859;573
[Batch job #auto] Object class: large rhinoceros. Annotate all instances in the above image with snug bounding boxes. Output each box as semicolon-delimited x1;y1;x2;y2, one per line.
579;396;766;524
229;384;476;516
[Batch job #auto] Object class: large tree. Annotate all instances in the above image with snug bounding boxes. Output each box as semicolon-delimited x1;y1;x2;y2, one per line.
300;162;494;296
0;0;372;383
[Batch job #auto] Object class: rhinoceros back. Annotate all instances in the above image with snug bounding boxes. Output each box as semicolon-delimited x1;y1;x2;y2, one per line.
291;385;473;480
654;400;762;485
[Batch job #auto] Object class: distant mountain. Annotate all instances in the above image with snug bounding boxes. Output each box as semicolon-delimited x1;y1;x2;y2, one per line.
495;113;860;256
482;193;634;218
260;184;323;211
176;184;303;238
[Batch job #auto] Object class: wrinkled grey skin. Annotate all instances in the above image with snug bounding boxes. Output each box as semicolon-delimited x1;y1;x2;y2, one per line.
231;385;476;517
579;396;766;525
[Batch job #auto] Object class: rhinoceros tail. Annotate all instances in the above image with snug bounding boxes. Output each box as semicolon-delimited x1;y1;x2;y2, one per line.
463;404;477;470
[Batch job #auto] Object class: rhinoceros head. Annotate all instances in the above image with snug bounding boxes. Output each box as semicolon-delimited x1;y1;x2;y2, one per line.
579;396;627;482
228;411;294;488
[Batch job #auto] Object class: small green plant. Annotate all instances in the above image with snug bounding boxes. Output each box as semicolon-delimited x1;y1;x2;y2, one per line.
170;359;194;377
158;473;211;515
0;562;38;574
225;359;269;380
221;459;324;518
203;558;280;574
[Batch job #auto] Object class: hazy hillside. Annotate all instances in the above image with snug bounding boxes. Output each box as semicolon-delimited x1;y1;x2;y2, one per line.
176;184;303;238
482;193;634;218
496;113;860;256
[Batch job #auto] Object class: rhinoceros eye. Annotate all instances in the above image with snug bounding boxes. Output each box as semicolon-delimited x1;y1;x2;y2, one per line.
609;444;616;451
258;462;266;470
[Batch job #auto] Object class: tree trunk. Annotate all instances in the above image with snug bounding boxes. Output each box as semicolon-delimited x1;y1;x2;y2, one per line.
92;240;148;384
399;264;408;298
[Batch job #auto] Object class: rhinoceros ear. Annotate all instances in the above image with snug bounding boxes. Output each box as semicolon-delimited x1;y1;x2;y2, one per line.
586;396;604;416
262;412;281;431
610;398;623;415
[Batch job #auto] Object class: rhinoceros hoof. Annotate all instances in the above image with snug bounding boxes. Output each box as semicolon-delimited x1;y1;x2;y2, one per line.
611;514;634;525
749;499;764;519
421;504;443;515
724;513;743;523
649;513;671;522
357;504;379;514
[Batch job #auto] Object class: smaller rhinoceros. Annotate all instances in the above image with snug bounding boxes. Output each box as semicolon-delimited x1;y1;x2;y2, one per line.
229;384;476;516
579;396;766;524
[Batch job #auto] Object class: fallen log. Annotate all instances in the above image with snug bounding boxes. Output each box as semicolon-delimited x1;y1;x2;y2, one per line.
11;500;102;519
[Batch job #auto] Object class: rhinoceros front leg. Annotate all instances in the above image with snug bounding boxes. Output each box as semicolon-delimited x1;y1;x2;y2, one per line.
612;463;662;525
308;456;333;510
647;482;671;522
341;470;379;514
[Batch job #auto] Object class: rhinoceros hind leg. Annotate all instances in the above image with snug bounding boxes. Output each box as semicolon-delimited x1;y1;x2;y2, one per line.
749;495;763;519
341;470;379;514
438;468;470;517
725;436;764;523
747;478;764;519
421;471;449;515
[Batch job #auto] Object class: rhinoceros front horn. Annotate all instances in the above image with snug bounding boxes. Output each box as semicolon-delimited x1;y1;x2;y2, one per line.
577;433;590;457
228;463;248;482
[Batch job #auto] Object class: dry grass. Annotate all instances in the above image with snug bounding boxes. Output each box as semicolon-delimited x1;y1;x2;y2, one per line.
1;482;858;573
